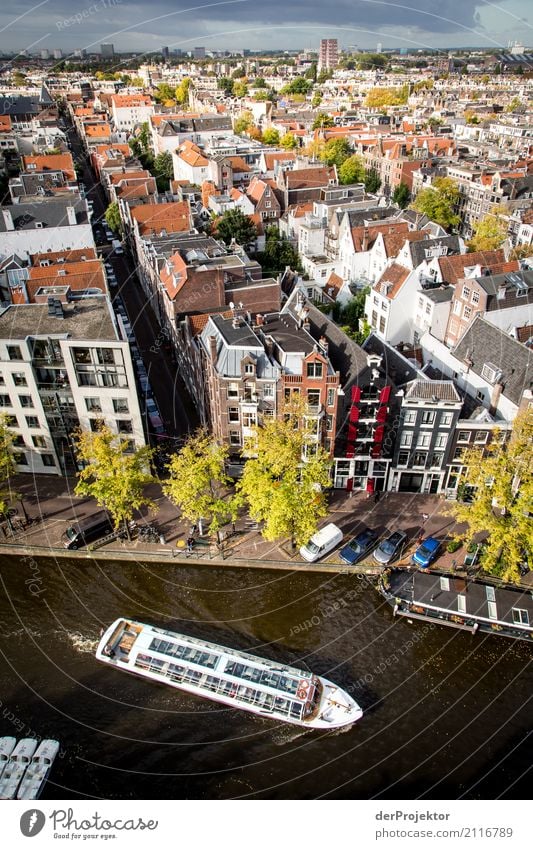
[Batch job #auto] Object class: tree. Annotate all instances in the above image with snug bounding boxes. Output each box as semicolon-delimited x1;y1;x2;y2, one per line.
467;209;508;252
311;92;322;108
280;77;313;96
254;76;266;88
447;410;533;583
175;77;191;106
232;66;246;79
218;77;234;95
317;68;333;84
236;403;332;548
256;226;302;276
163;429;235;538
261;128;280;145
357;53;388;71
304;63;317;82
365;86;408;109
137;122;151;153
155;83;175;104
280;132;298;150
74;425;154;537
234;111;253;134
105;202;122;234
216;208;257;248
153;151;173;192
338;154;365;185
311;112;334;130
392;182;410;209
0;415;16;518
365;169;382;194
411;177;460;231
233;81;248;99
321;137;352;168
509;243;533;261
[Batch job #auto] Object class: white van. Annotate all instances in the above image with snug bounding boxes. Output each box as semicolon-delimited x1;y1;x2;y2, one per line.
299;523;343;563
112;239;124;255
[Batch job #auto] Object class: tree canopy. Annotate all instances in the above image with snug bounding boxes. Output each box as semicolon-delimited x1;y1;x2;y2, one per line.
163;430;235;537
338;154;365;185
236;402;333;547
256;226;302;276
0;415;16;517
365;85;408;109
280;132;298;150
234;110;253;134
280;77;313;96
320;137;352;168
392;182;410;209
467;208;508;252
447;410;533;584
105;201;122;234
411;177;460;231
74;425;154;534
152;152;173;192
215;208;257;248
311;112;334;130
261;128;280;145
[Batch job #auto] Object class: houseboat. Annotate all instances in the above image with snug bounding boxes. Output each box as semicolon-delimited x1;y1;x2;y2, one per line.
378;568;533;641
96;619;363;729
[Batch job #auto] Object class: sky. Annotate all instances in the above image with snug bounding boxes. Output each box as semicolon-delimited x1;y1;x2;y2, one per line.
0;0;531;55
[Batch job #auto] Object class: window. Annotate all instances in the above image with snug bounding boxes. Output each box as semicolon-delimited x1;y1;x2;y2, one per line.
418;297;424;309
512;608;529;626
307;361;323;378
74;348;91;364
435;434;447;449
228;407;239;423
430;453;443;468
326;414;333;431
7;345;22;361
457;595;466;613
12;373;27;387
263;383;274;398
244;363;255;375
412;451;427;467
13;451;27;465
89;419;101;432
25;416;39;428
453;300;462;315
229;431;240;446
227;383;239;399
441;412;453;426
487;601;498;620
0;374;4;385
457;431;470;442
242;412;256;428
113;398;129;414
117;420;133;434
400;431;413;447
19;395;33;408
462;286;470;300
425;302;431;315
4;414;17;427
398;451;409;466
379;316;386;333
42;454;55;467
96;348;115;365
0;394;11;407
404;410;416;424
440;577;450;591
371;310;378;328
471;290;480;305
486;586;495;602
327;388;335;407
307;389;320;407
86;397;102;413
32;435;46;448
463;305;472;320
474;431;488;443
78;372;97;387
416;433;431;448
421;411;434;425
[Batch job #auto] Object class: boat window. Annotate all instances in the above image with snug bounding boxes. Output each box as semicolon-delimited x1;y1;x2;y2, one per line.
290;703;303;718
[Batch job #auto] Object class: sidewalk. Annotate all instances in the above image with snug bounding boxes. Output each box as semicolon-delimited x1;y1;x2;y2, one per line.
1;474;470;571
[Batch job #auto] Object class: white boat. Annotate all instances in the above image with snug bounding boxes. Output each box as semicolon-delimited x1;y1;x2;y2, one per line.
96;619;363;730
0;738;38;800
17;739;60;800
0;737;16;780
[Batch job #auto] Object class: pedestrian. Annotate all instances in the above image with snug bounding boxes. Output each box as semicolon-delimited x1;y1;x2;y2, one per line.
186;536;194;553
422;512;429;522
374;490;380;504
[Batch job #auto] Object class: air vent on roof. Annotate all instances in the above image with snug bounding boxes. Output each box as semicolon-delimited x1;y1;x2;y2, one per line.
481;362;502;385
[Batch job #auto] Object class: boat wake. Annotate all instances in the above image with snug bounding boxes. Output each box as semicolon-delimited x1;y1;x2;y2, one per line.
65;632;99;653
270;725;311;746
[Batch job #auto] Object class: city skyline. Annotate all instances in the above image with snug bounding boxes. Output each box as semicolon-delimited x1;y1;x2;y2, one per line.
0;0;531;54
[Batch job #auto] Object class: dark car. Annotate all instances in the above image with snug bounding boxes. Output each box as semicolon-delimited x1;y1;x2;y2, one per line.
412;536;440;569
63;512;113;550
339;528;379;565
373;530;408;565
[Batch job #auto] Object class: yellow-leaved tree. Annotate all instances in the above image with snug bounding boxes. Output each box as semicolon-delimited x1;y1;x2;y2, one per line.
447;409;533;583
0;413;16;517
467;206;508;252
236;401;333;548
74;425;154;538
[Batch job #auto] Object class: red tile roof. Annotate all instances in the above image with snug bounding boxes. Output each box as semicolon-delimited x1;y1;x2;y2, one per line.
374;262;410;299
437;250;507;284
22;153;76;181
131;201;191;236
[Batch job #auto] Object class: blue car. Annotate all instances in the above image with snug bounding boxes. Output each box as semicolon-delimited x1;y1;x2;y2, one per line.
412;537;440;568
339;528;379;565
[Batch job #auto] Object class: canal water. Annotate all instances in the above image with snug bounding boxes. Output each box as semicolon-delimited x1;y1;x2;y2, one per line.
0;555;531;799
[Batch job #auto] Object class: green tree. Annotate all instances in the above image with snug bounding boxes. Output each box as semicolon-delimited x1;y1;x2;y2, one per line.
163;429;235;538
321;137;352;167
233;81;248;98
261;127;280;145
234;110;253;134
336;288;370;344
153;151;173;192
280;77;313;96
74;425;154;537
467;208;508;252
311;92;323;108
280;132;298;150
218;77;234;95
392;182;410;209
155;83;175;104
257;227;302;276
305;63;317;82
0;415;16;518
105;202;122;234
175;77;191;106
338;154;365;185
317;68;333;84
138;121;151;152
236;403;332;548
232;66;246;79
254;76;266;88
311;112;334;130
365;169;382;194
411;177;460;231
216;207;257;248
357;53;388;71
447;410;533;584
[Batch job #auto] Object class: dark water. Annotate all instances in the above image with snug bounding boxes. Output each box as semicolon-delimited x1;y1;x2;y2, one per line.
0;554;531;800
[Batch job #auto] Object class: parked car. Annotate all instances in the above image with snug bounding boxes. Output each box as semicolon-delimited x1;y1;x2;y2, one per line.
339;528;379;565
112;239;124;255
145;398;159;416
299;523;343;563
62;512;113;550
373;530;408;565
148;413;166;437
412;537;440;569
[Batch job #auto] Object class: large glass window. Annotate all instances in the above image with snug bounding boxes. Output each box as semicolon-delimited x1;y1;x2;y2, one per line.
86;397;102;413
113;398;129;414
7;345;22;361
12;373;27;387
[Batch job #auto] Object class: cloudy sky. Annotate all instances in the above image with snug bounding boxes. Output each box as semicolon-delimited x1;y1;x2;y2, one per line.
1;0;531;54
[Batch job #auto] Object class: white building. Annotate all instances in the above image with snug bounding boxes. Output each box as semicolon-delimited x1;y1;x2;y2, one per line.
111;95;154;132
0;297;146;476
0;197;94;262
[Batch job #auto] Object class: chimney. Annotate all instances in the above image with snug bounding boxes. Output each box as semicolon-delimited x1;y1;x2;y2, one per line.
66;206;77;225
488;381;503;417
497;284;506;301
319;335;329;356
2;209;14;231
209;335;217;365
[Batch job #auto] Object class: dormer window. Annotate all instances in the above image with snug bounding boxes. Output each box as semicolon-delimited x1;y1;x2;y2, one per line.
244;363;254;375
307;361;323;378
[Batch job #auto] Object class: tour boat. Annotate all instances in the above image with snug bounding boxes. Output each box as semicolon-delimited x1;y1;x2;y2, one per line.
0;738;38;800
0;737;16;781
17;739;60;800
378;568;533;641
96;619;363;729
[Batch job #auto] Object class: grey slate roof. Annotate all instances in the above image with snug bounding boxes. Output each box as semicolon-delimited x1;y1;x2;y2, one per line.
363;333;420;387
405;378;461;403
304;303;369;388
421;285;454;304
0;196;88;231
344;206;399;228
452;315;533;406
409;234;461;268
0;297;116;341
200;314;278;379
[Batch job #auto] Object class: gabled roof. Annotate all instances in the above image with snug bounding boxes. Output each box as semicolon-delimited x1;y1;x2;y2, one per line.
405;379;461;403
262;151;296;170
176;140;209;168
452;315;532;406
351;221;409;253
31;248;97;265
324;271;344;301
22;153;75;181
0;115;12;132
437;249;506;284
131;201;191;236
374;262;410;299
283;166;335;189
408;234;461;268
